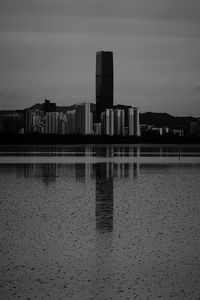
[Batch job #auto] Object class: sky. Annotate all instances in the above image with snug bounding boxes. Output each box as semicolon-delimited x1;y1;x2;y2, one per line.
0;0;200;116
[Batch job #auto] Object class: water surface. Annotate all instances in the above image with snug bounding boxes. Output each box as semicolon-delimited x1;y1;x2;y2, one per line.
0;145;200;299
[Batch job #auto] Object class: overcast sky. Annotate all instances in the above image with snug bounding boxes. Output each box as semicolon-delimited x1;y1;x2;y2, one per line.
0;0;200;116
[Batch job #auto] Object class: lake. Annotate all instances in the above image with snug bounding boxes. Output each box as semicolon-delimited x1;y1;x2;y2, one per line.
0;144;200;299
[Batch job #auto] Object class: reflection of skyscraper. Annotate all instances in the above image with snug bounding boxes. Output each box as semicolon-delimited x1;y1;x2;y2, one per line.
96;51;113;122
96;163;113;232
75;163;93;184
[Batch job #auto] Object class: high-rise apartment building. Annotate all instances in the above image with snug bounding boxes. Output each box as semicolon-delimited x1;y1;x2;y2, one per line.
114;109;125;136
96;51;113;122
128;108;134;136
75;103;92;135
94;123;102;135
24;109;44;133
66;110;76;134
45;112;58;134
101;109;114;136
134;107;140;136
57;112;67;135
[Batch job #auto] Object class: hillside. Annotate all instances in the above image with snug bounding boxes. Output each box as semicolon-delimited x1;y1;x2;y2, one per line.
140;112;198;130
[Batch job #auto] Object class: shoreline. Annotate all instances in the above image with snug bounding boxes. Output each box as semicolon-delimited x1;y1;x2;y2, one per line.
0;134;200;145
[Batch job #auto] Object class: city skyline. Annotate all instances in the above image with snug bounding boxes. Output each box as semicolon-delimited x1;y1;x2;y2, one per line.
0;0;200;117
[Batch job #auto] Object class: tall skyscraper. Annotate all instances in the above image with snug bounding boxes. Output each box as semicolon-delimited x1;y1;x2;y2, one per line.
96;51;113;122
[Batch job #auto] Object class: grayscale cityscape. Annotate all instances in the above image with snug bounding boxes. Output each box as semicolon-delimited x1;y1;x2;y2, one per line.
0;1;200;300
0;51;199;138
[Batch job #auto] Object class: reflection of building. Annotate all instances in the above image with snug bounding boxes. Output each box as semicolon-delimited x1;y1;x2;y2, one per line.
41;164;57;185
96;163;113;232
75;164;86;183
96;51;113;122
113;162;139;178
75;163;93;183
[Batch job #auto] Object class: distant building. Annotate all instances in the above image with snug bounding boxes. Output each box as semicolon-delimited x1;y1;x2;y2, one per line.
96;51;113;122
163;127;170;135
42;99;56;114
32;110;45;133
26;109;44;133
24;109;32;133
151;127;163;135
189;121;200;136
45;112;58;134
101;109;114;136
94;123;102;135
90;112;94;134
114;109;125;136
134;107;140;136
128;108;134;136
172;129;184;137
57;112;67;135
75;103;92;135
66;110;76;134
140;124;148;135
3;111;24;134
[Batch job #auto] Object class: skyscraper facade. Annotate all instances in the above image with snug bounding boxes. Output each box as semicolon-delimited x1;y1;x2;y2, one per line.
96;51;113;122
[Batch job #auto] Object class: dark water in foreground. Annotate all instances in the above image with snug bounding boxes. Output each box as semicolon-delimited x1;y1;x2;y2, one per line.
0;145;200;300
